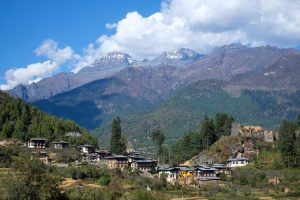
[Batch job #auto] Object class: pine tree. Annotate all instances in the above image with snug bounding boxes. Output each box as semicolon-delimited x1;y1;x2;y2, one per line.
200;115;216;150
279;121;297;167
214;113;234;138
223;117;234;136
151;129;166;163
215;113;227;137
0;122;9;139
12;118;26;140
110;117;126;155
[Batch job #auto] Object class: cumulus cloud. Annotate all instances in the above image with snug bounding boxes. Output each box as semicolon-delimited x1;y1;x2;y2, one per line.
1;39;75;90
35;39;74;64
92;0;300;59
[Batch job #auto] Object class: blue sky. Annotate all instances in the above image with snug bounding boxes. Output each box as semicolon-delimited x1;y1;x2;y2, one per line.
0;0;161;86
1;0;300;90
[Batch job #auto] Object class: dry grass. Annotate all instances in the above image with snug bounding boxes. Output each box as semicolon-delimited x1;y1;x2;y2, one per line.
60;178;103;189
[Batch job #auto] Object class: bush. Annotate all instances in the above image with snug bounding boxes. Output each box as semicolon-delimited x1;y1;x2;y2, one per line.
99;173;111;185
272;154;285;170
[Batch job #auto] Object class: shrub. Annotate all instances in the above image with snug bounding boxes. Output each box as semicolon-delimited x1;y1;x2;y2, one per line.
99;173;111;185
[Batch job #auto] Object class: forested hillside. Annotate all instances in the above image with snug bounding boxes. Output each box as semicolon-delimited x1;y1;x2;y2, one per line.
94;80;300;147
0;91;97;145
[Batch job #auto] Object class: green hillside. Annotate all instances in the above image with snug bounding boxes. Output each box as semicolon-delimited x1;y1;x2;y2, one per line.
94;80;300;147
0;91;97;145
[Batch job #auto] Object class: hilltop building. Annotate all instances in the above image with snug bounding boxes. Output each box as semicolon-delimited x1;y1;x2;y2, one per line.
226;157;249;168
27;138;47;149
231;122;275;142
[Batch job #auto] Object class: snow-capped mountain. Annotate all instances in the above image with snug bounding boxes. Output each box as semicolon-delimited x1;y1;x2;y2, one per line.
140;48;203;67
165;48;200;60
79;51;136;73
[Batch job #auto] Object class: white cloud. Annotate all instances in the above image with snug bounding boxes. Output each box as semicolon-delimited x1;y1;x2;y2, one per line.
34;39;75;64
105;23;117;30
92;0;300;59
1;39;75;90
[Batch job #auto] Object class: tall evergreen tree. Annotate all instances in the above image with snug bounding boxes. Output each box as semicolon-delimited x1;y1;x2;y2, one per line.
12;118;26;140
151;129;166;163
0;122;9;139
110;117;126;155
223;118;234;136
279;121;297;167
214;112;234;138
200;115;217;149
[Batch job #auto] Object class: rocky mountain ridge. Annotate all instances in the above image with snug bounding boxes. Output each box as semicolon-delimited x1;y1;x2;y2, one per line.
8;48;203;102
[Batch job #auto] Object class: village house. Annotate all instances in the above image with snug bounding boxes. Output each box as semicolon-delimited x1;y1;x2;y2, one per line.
127;153;145;164
95;150;111;159
51;141;70;149
27;138;47;149
177;166;195;178
131;160;157;172
226;157;249;168
158;166;196;185
177;166;196;185
79;144;95;154
105;155;128;170
158;167;179;184
158;164;231;185
195;166;221;181
212;163;231;175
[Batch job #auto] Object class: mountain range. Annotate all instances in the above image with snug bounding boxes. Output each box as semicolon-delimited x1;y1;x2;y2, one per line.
8;48;202;102
6;44;300;146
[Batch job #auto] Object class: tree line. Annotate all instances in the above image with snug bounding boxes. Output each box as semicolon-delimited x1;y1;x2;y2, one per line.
0;91;97;146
